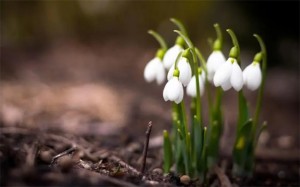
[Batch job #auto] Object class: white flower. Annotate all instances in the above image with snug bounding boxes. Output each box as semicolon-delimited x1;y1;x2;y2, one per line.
243;61;262;91
163;77;184;104
163;45;183;70
213;58;243;91
186;71;206;97
167;57;192;86
206;51;226;82
144;57;166;85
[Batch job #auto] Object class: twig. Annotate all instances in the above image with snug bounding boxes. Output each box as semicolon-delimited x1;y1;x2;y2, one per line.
109;155;142;176
140;121;152;174
50;145;77;165
213;165;232;187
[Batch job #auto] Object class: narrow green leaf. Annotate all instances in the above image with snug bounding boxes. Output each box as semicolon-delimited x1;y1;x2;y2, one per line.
199;127;207;183
163;130;173;173
206;120;222;168
233;119;254;177
254;121;267;148
237;91;249;132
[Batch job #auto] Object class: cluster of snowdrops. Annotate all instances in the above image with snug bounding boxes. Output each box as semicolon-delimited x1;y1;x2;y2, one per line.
143;18;267;181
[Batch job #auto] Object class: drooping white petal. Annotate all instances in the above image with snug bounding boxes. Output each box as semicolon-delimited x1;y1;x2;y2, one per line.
230;61;243;91
144;57;166;85
167;57;192;87
177;58;192;86
144;58;158;82
174;83;184;104
167;78;183;101
186;76;196;97
167;65;175;81
201;71;206;82
187;75;205;97
243;62;262;91
242;65;251;84
163;45;183;70
221;78;232;91
206;51;226;82
163;82;169;101
155;62;166;85
213;58;233;87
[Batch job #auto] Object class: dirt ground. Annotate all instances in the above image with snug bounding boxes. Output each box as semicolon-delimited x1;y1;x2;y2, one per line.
1;39;299;186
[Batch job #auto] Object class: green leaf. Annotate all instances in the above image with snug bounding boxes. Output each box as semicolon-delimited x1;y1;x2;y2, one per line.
192;115;203;174
163;130;173;173
237;91;249;132
206;120;222;168
254;121;267;148
199;127;207;183
233;119;254;177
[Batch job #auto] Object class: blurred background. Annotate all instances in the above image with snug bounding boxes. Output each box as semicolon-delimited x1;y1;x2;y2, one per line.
1;1;299;151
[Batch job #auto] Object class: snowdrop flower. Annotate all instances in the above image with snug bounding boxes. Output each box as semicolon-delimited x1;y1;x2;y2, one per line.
163;69;184;104
144;57;165;85
163;44;184;70
186;70;206;97
167;57;192;86
206;51;226;82
243;61;262;91
213;58;243;91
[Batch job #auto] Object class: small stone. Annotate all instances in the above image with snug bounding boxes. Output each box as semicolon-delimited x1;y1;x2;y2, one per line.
39;150;53;163
58;156;74;172
180;175;190;185
152;168;163;175
278;136;293;149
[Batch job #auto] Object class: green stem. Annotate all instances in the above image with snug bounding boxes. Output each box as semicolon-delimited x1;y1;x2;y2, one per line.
170;18;188;36
174;51;183;69
178;102;191;174
226;29;241;64
163;130;173;173
195;47;207;73
253;34;267;133
174;30;194;48
174;30;202;126
214;23;223;44
226;29;240;50
148;30;168;50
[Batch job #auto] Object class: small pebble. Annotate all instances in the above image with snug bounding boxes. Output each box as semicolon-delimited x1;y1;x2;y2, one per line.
39;150;53;163
152;168;163;175
58;156;74;172
278;136;293;149
180;175;190;185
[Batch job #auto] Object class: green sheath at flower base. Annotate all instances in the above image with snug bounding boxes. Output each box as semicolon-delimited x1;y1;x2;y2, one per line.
227;29;240;63
213;23;223;51
163;130;173;173
176;36;186;47
155;49;166;60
